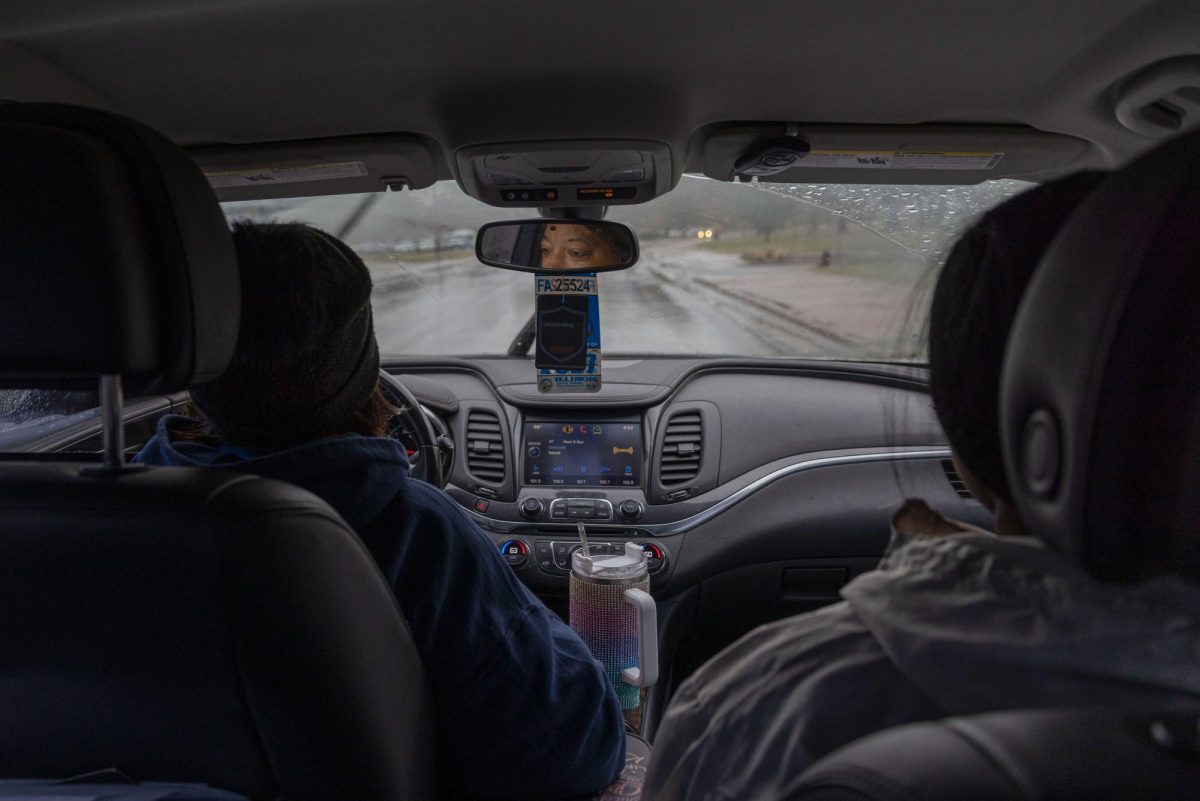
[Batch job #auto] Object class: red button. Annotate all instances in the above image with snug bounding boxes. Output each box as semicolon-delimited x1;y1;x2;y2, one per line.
474;499;490;513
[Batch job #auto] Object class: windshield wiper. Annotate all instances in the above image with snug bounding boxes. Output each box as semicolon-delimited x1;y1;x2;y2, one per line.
507;313;537;357
336;193;382;240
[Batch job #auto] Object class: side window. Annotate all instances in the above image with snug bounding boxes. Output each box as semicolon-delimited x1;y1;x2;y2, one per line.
0;389;101;450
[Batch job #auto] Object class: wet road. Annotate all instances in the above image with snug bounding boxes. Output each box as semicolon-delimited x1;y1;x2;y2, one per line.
369;241;802;357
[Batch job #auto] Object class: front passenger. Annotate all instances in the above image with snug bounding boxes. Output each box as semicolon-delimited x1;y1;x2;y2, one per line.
136;221;626;801
643;171;1200;801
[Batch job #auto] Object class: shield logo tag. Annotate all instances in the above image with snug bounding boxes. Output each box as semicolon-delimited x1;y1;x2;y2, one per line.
536;296;589;370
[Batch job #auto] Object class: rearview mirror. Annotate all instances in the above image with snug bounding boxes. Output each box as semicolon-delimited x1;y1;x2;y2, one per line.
476;219;638;274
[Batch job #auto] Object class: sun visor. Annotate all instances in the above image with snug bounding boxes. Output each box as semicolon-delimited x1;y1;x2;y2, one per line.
454;140;675;208
189;136;439;200
700;125;1094;185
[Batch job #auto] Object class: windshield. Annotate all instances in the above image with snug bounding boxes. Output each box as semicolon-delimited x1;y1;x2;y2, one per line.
221;176;1029;361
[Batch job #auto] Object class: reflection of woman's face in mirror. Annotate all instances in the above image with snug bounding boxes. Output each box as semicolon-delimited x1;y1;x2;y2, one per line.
540;224;618;270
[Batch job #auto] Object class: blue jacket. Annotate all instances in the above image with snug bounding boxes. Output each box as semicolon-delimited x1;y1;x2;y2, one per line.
136;416;625;800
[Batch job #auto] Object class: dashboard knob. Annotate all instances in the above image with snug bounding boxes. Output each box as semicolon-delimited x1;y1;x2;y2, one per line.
619;499;644;521
520;497;544;519
639;542;667;573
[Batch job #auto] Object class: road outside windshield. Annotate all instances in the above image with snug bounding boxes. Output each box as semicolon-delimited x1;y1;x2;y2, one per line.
221;176;1029;360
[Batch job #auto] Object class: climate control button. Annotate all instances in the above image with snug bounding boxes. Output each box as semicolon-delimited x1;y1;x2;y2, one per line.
499;539;528;567
639;542;667;573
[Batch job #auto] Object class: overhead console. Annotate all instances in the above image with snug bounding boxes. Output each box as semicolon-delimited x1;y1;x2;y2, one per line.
699;124;1094;185
454;139;676;208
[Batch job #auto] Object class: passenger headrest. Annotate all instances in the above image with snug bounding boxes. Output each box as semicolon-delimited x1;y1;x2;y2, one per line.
1002;129;1200;583
0;104;238;393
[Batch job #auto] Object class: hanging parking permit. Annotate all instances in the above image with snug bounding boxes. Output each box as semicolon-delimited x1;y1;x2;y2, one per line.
535;273;602;393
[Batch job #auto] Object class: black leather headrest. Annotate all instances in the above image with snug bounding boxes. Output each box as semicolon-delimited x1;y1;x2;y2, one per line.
0;104;238;393
1002;129;1200;582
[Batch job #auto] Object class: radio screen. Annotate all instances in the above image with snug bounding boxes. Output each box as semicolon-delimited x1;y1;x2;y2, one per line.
523;422;641;487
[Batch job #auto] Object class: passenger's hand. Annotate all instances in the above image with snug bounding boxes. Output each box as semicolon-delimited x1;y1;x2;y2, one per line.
893;498;967;537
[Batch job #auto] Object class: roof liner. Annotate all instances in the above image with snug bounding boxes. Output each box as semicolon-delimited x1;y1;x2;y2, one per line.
1;0;1197;179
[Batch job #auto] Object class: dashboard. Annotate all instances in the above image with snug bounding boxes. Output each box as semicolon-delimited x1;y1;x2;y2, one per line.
386;356;990;608
49;354;987;615
52;354;992;738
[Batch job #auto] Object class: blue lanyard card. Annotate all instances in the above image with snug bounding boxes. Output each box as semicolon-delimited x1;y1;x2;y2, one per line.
534;273;601;394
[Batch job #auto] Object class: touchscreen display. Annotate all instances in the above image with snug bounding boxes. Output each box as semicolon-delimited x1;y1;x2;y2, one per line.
523;422;641;487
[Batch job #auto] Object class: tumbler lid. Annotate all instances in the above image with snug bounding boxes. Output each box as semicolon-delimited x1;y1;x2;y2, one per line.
572;541;647;579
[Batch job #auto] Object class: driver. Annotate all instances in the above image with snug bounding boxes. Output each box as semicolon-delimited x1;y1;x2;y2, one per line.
540;222;630;270
135;221;626;801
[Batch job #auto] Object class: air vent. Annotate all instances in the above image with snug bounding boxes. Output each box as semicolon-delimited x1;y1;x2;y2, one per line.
941;459;974;500
660;411;703;487
466;409;506;483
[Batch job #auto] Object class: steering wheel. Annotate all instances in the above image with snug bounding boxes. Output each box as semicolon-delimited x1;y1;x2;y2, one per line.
378;370;447;488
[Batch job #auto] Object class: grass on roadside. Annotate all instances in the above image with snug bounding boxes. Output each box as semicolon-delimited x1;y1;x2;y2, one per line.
695;225;925;283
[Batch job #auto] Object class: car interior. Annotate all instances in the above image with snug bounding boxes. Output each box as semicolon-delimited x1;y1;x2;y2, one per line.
1;1;1199;799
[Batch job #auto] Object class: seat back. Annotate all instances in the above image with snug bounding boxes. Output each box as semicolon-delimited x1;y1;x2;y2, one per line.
0;103;434;800
792;127;1200;801
1001;128;1200;582
0;463;434;800
788;708;1200;801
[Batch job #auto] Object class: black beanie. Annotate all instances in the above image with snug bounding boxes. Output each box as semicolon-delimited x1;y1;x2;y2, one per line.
190;221;380;449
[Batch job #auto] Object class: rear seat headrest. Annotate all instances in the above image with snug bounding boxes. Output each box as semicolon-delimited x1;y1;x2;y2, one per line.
1002;129;1200;583
0;103;238;393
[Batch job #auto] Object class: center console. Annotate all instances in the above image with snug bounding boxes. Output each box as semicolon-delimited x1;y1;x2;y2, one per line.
448;404;726;591
507;415;669;583
445;411;683;590
516;417;650;523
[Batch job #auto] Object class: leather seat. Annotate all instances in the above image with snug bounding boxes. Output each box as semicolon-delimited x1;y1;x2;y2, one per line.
789;129;1200;800
0;104;434;800
786;708;1200;801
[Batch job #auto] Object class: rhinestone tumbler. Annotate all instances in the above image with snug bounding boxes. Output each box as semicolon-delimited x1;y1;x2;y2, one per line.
569;541;658;710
